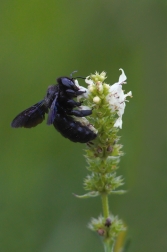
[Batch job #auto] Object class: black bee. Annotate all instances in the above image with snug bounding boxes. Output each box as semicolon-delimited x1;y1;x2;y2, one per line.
11;75;97;143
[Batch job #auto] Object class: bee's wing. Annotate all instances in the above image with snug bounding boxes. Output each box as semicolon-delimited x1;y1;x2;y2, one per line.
11;100;48;128
47;94;58;125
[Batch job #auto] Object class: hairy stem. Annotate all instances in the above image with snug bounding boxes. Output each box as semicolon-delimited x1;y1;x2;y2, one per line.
102;193;115;252
101;193;109;218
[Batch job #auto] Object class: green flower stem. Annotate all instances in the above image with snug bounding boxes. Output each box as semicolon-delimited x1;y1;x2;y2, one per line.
104;241;114;252
102;194;113;252
101;193;109;218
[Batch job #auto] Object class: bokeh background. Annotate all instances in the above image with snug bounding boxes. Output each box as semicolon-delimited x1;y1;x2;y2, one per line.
0;1;167;251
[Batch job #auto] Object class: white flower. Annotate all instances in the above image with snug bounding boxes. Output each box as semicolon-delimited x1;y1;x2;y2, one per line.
85;76;94;85
106;69;132;129
74;79;87;93
74;79;89;101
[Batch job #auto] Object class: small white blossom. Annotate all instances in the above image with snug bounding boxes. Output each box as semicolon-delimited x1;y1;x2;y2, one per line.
106;69;132;129
74;79;89;101
85;76;94;85
74;79;87;93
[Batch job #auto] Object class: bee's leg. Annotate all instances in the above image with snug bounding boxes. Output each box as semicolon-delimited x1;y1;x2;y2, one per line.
65;89;86;97
68;109;92;117
66;99;82;108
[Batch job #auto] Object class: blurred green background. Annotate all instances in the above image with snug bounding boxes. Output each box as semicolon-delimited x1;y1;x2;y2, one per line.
0;1;167;251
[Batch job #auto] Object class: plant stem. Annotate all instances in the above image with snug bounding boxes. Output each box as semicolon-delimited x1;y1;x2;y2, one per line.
101;193;109;218
104;241;114;252
102;193;114;252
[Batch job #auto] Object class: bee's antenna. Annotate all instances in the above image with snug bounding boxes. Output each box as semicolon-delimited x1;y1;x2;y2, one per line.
70;70;78;78
70;70;86;80
75;76;86;80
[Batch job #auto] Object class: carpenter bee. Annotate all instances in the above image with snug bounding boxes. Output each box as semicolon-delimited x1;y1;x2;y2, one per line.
11;74;97;143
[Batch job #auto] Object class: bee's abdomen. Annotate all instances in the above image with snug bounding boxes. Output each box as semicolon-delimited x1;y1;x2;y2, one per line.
53;114;97;143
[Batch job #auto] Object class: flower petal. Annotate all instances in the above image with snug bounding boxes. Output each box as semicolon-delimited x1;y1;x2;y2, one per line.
118;68;127;83
85;77;94;85
114;117;123;129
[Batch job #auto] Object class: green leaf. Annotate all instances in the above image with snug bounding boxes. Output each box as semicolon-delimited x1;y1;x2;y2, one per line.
73;191;100;198
109;190;127;195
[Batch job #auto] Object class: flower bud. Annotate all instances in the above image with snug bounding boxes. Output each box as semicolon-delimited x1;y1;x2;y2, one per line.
97;81;103;94
103;83;110;91
88;84;95;93
93;96;101;104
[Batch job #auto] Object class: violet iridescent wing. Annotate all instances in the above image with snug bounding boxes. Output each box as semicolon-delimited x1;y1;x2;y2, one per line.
47;94;59;125
11;100;48;128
